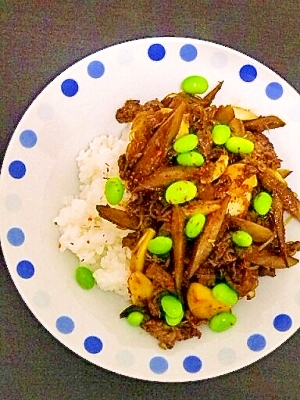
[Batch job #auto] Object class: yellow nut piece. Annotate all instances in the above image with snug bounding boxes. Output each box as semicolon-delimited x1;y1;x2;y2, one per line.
128;271;154;306
187;282;231;320
175;114;190;138
130;228;156;272
232;106;258;120
224;163;257;216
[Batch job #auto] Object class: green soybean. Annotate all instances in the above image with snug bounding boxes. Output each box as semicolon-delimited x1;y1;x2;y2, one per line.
181;75;209;94
173;134;198;153
165;310;184;326
161;295;183;318
212;124;231;145
127;311;144;326
253;192;273;216
75;266;95;290
148;236;173;255
232;230;253;247
184;213;206;239
165;180;197;204
176;151;204;167
212;283;238;306
209;312;237;332
105;177;124;205
225;137;254;154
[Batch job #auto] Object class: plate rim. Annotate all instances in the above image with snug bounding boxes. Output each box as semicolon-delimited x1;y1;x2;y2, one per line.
1;36;300;382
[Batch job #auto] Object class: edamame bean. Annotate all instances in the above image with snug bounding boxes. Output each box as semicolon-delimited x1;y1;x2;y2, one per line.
209;312;237;332
173;134;198;153
212;283;238;306
165;309;184;326
105;177;124;205
184;213;206;239
212;124;231;145
127;311;144;326
165;181;197;204
161;295;183;318
148;236;173;255
75;266;95;290
253;192;273;216
232;230;253;247
181;75;209;94
225;137;254;154
176;151;204;167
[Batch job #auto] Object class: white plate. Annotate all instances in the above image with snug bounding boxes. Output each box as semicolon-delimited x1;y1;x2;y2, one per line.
1;37;300;382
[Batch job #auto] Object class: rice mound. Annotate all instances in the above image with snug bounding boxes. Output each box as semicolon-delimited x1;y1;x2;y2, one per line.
54;131;132;299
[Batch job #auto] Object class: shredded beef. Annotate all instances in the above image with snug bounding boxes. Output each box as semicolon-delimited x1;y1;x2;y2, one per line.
147;288;163;318
122;231;142;250
286;241;300;256
145;262;175;292
194;264;217;288
116;99;164;123
141;318;202;349
244;131;282;170
116;100;142;123
221;259;259;298
258;266;276;277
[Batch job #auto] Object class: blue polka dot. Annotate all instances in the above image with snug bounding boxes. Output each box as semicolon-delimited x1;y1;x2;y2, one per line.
16;260;35;279
180;44;198;62
149;356;168;374
56;316;75;334
266;82;283;100
247;334;266;351
19;130;37;148
148;44;166;61
8;160;26;179
7;228;25;246
84;336;103;354
239;64;257;82
61;79;79;97
183;355;202;373
273;314;292;332
87;61;105;78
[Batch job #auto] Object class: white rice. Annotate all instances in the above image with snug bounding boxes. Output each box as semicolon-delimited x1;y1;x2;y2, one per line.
54;129;132;299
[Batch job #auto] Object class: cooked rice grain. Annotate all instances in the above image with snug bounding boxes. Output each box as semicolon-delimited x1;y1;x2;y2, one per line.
54;133;131;299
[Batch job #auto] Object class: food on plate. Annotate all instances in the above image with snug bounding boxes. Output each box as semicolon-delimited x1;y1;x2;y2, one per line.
209;311;237;332
104;177;125;205
181;75;209;94
54;76;300;349
75;266;96;290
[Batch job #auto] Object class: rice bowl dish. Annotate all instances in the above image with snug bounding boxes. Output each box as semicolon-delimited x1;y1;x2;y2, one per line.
1;37;299;380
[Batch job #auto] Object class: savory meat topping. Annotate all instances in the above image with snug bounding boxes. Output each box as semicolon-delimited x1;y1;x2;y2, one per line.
99;82;299;349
